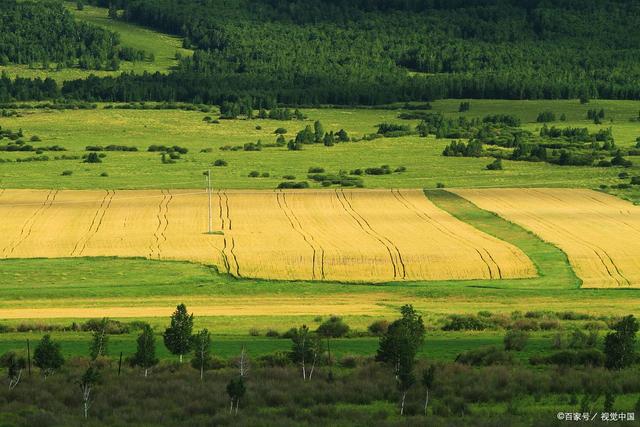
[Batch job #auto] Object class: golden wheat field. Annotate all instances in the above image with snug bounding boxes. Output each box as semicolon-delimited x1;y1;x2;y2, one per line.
454;188;640;288
0;188;535;282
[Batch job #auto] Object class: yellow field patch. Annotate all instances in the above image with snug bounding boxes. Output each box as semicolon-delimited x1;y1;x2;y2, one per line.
0;188;534;282
453;188;640;288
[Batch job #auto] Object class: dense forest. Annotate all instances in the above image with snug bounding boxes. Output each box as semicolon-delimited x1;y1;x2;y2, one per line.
3;0;640;104
0;1;122;71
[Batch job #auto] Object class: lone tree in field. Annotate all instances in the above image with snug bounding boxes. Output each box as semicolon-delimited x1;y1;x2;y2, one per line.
605;315;639;370
0;352;26;390
226;376;246;415
376;304;425;415
89;318;109;360
33;334;64;379
79;366;100;419
164;304;194;363
191;328;212;380
132;324;158;377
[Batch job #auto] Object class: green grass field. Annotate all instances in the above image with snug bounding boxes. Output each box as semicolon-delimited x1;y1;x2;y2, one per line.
0;2;192;82
0;100;638;205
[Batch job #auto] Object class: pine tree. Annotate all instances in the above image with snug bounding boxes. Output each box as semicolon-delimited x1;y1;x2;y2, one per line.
163;304;194;363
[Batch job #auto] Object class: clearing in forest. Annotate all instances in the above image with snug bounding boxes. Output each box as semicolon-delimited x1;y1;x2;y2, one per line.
0;188;535;282
453;188;640;288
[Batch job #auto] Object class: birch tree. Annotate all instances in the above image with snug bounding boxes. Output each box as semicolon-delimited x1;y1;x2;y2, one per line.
131;324;158;377
33;334;64;380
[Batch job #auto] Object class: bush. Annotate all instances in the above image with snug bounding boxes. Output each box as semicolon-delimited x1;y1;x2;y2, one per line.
486;158;503;170
308;167;325;173
540;319;561;330
277;181;309;189
248;171;260;178
84;152;102;163
536;111;556;123
249;327;260;336
274;128;288;134
504;330;529;351
442;315;488;331
213;159;228;166
100;172;109;177
265;329;280;338
436;182;445;188
316;316;350;338
510;319;539;331
455;346;514;366
367;320;389;336
282;175;296;180
61;170;73;176
530;349;605;367
30;135;41;142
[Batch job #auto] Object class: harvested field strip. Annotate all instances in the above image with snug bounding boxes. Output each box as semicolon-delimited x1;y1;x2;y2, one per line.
454;188;640;288
0;189;535;282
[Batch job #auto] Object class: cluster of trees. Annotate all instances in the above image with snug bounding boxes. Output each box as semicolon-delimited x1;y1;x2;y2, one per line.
0;1;122;71
288;121;349;150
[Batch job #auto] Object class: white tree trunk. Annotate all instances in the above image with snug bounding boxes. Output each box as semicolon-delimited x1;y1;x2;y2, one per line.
400;391;407;416
424;388;429;416
144;368;148;378
179;354;183;364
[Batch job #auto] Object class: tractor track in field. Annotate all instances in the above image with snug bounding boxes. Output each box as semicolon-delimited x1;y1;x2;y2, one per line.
278;191;325;280
4;190;58;257
216;190;231;274
335;189;406;280
276;191;321;280
221;191;240;277
392;189;502;279
72;189;114;257
149;189;172;259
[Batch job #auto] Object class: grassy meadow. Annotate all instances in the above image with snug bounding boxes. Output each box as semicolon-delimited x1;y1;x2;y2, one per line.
0;100;638;204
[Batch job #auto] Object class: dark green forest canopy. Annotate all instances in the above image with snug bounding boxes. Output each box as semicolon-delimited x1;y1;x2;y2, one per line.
5;0;640;104
0;1;121;70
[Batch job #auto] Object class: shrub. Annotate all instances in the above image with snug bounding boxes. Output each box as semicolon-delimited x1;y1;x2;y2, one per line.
30;135;41;142
61;170;73;176
455;346;514;366
265;329;280;338
274;128;288;134
510;319;539;331
249;327;260;337
442;315;488;331
84;152;102;163
504;330;529;351
394;166;407;173
100;172;109;177
316;316;350;338
213;159;228;166
367;320;389;336
536;111;556;123
631;176;640;185
486;158;503;170
540;319;561;330
261;172;270;178
308;167;325;173
282;175;296;180
277;181;309;189
436;182;446;188
339;355;360;368
248;171;260;178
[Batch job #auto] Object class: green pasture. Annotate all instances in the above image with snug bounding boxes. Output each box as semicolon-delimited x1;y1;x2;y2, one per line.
0;100;638;203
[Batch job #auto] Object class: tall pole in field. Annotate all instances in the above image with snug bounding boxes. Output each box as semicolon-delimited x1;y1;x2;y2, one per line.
205;170;212;234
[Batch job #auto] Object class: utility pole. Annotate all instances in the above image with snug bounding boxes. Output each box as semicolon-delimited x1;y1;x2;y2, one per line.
204;170;212;234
